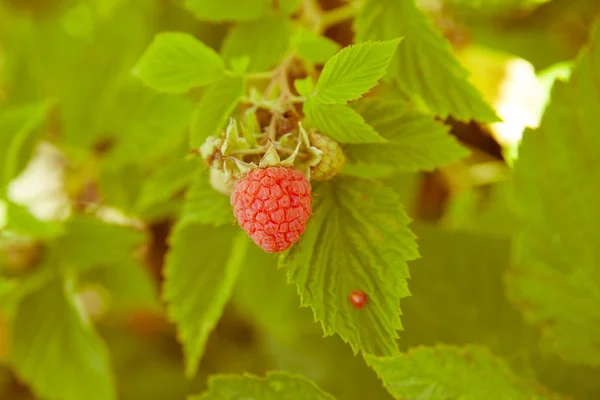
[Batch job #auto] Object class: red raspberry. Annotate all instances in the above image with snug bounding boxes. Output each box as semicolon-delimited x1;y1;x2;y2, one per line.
230;167;312;253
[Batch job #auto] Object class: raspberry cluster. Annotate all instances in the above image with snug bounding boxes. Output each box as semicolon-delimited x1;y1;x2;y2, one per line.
231;167;312;253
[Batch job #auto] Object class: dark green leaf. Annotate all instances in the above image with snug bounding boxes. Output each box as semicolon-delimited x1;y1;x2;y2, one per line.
193;371;336;399
281;178;419;355
355;0;498;122
508;24;600;365
345;100;470;171
164;224;247;377
366;345;557;400
10;277;116;400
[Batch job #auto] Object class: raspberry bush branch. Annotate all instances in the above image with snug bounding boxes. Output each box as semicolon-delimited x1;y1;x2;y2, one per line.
128;0;489;396
3;1;589;400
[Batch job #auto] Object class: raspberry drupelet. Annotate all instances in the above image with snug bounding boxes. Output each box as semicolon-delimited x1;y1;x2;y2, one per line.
231;167;312;253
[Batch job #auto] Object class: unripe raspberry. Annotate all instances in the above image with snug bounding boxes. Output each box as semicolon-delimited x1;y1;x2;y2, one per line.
309;132;345;181
209;168;235;196
230;167;311;253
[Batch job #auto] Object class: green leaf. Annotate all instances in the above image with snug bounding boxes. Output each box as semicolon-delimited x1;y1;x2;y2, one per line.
97;164;145;212
442;182;521;237
294;77;315;97
508;24;600;365
366;345;556;400
233;243;310;343
103;80;196;168
3;201;63;240
304;100;386;143
193;371;336;400
341;163;397;179
134;32;225;93
447;0;551;15
397;224;528;351
345;100;470;171
232;246;391;400
312;39;401;104
184;0;271;22
190;75;244;148
164;224;247;377
13;2;155;149
83;260;158;311
136;157;198;212
179;168;234;227
60;3;95;40
53;216;145;273
355;0;498;122
279;0;302;15
293;27;341;64
221;15;291;73
229;56;251;74
10;277;116;400
280;178;419;355
0;100;52;193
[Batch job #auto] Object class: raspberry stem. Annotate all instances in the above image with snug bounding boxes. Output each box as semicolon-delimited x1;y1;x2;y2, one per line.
245;71;275;81
301;0;356;34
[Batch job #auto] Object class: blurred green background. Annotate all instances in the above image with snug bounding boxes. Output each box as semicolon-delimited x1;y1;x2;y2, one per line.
1;0;600;399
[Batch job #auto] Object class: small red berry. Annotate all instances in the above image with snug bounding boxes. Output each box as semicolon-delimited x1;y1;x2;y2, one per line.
348;290;368;309
231;167;312;253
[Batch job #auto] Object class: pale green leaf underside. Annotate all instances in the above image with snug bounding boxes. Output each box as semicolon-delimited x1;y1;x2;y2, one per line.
221;15;291;73
184;0;271;22
304;100;386;143
134;32;225;93
193;371;336;400
280;178;419;355
345;99;470;171
164;224;247;377
313;39;401;104
10;278;116;400
508;25;600;365
179;168;234;227
366;345;555;400
355;0;498;122
191;75;244;148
